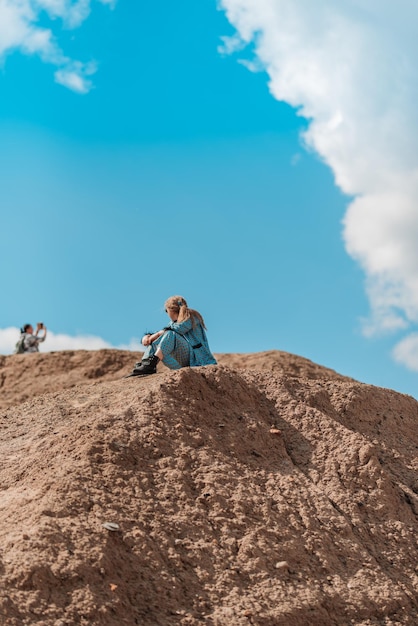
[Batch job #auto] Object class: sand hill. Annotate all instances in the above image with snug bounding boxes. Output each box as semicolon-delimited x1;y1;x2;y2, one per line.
0;349;417;625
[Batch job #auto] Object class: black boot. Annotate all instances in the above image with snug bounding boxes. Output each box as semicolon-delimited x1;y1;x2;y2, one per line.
128;354;159;377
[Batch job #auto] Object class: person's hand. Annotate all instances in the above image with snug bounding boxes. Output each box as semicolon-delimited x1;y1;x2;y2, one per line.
141;334;152;346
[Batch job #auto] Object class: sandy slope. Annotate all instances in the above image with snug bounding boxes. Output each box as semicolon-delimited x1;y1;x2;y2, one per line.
0;349;350;413
0;350;417;625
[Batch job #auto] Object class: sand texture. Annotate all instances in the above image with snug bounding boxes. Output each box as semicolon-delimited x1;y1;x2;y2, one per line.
0;349;417;625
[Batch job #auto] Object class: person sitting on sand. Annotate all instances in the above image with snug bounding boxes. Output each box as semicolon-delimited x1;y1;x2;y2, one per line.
18;323;47;353
127;296;217;377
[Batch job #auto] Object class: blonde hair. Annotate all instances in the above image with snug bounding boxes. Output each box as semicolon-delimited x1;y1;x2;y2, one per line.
164;295;206;329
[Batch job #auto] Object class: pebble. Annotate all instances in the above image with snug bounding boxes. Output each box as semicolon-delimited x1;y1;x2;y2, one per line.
102;522;120;531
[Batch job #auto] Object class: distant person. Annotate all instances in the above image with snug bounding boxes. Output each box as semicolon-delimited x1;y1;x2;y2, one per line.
15;323;47;354
127;296;217;377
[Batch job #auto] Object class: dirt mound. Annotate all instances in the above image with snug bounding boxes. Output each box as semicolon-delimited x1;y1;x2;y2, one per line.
215;350;353;382
1;352;417;625
0;350;139;412
0;349;350;412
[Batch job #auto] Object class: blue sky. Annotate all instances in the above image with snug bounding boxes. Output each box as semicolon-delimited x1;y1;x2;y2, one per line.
1;0;418;399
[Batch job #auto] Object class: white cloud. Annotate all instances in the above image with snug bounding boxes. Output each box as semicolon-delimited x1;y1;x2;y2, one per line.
0;327;142;355
393;334;418;373
54;68;91;93
219;0;418;370
54;60;97;93
290;153;301;166
0;0;113;92
217;33;246;56
38;0;91;28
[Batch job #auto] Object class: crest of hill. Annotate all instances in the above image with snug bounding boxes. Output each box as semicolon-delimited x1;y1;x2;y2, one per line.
0;349;352;412
1;354;418;625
